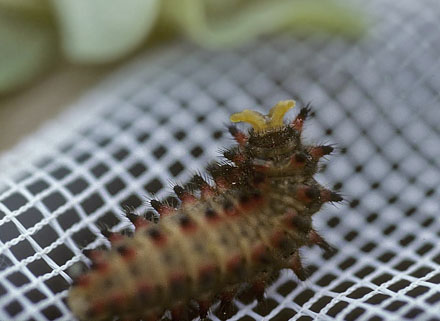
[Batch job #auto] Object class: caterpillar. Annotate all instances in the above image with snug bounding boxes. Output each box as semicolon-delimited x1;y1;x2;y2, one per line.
68;100;343;321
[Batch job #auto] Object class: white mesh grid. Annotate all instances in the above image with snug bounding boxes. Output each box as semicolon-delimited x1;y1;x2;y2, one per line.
1;0;440;320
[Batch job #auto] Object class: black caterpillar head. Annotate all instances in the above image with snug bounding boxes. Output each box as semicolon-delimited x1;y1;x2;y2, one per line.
227;100;326;178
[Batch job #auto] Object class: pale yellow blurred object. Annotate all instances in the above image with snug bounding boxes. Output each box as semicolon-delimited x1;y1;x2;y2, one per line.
163;0;364;47
0;0;365;93
51;0;161;63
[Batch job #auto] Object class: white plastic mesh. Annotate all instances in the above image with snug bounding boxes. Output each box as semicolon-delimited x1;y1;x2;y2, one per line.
1;0;440;320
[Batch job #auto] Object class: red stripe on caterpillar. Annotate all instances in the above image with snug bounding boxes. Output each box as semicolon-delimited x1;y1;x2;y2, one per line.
68;100;343;321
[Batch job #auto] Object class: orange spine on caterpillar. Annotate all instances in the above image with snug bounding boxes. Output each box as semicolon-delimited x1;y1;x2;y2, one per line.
68;100;343;321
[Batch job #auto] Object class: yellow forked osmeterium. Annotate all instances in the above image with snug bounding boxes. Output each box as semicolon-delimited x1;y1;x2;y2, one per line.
230;100;295;132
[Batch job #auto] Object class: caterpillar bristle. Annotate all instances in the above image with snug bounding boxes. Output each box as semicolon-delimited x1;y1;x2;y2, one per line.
310;145;334;160
308;230;336;255
68;100;344;321
295;185;320;203
150;199;175;217
228;125;247;146
292;106;311;132
102;230;124;244
125;211;138;224
320;189;344;203
197;298;211;319
251;279;266;302
289;252;308;281
190;174;215;198
173;185;197;204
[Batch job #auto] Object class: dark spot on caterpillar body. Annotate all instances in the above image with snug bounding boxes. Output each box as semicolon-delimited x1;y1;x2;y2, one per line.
68;100;343;321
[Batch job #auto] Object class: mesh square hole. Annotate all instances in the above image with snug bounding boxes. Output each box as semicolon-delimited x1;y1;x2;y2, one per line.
42;192;66;212
377;251;395;263
144;178;164;194
0;255;12;273
26;179;50;195
293;289;315;306
348;287;373;299
95;211;122;229
27;259;52;277
270;308;295;321
71;228;97;248
25;289;46;303
411;266;434;278
113;147;130;161
153;145;167;159
5;300;22;317
384;300;406;312
406;285;429;298
360;242;377;253
169;161;185;177
403;308;423;319
388;279;411;292
6;271;30;287
355;265;375;278
42;304;63;320
393;259;415;271
91;162;110;178
427;274;440;284
66;177;89;195
371;273;393;286
174;130;186;141
136;131;150;143
50;166;71;180
339;257;357;270
367;316;383;321
44;275;69;294
345;307;365;321
34;156;52;169
331;280;355;293
365;293;391;305
425;292;440;304
0;221;20;243
416;243;434;256
33;225;59;248
327;301;349;317
10;239;36;260
2;192;27;211
212;130;223;140
0;283;6;298
253;298;278;316
399;234;415;246
327;216;340;228
310;296;332;313
120;194;143;209
128;162;147;178
276;280;297;296
81;192;105;215
57;208;81;230
75;151;91;164
17;207;44;229
433;253;440;265
191;146;204;158
48;244;75;266
105;177;126;195
316;273;337;287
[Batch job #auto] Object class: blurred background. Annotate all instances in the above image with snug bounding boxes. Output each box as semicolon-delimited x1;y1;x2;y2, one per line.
0;0;362;151
1;1;440;321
